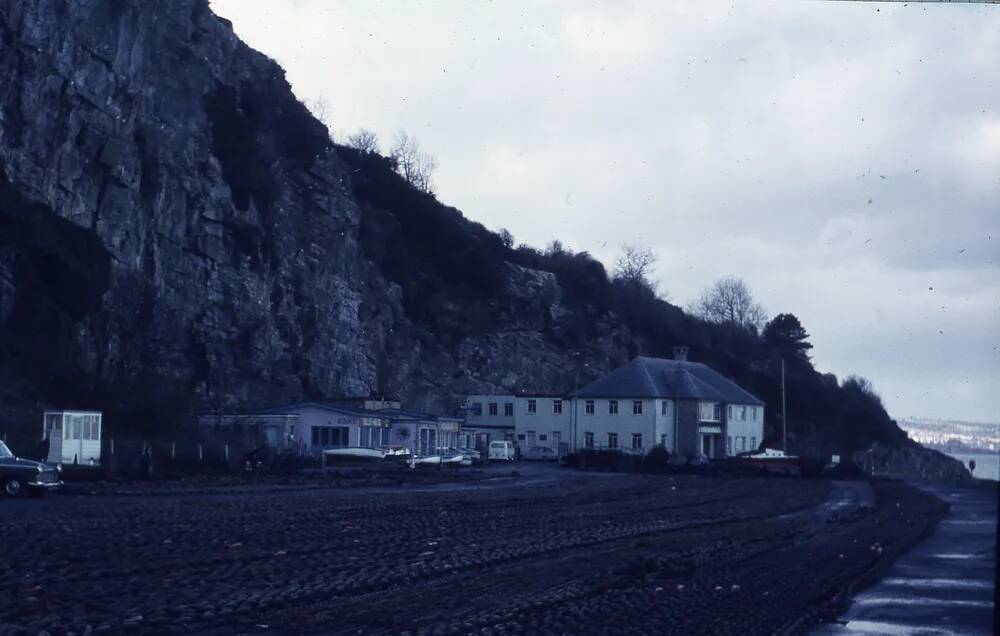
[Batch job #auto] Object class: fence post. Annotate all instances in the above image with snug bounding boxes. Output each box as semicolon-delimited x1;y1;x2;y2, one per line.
110;437;115;456
198;443;203;461
224;443;230;463
170;442;176;460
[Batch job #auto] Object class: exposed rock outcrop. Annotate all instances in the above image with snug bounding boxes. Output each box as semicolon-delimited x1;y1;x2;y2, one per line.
0;0;625;440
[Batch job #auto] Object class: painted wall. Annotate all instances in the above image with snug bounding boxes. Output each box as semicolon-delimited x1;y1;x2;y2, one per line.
675;400;701;458
571;398;658;453
514;397;572;453
464;395;516;429
725;404;764;454
654;399;675;451
281;406;388;455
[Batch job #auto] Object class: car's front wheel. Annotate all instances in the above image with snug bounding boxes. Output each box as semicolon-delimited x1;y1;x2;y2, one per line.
3;476;27;498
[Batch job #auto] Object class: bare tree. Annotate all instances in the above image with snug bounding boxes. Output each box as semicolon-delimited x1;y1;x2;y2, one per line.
306;96;333;138
389;131;437;193
614;244;657;285
498;228;514;249
693;276;767;332
346;128;380;154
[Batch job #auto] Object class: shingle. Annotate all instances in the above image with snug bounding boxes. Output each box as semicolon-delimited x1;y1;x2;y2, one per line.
576;357;764;405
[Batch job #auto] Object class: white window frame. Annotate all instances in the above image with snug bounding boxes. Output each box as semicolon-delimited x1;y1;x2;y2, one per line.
504;402;514;416
584;432;594;448
607;432;618;449
632;400;642;415
553;399;562;414
488;402;498;416
608;400;619;415
527;399;537;414
661;401;668;416
585;400;595;415
631;433;642;450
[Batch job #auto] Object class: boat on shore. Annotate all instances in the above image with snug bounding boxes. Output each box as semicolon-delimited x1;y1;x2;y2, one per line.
732;448;801;475
322;447;388;464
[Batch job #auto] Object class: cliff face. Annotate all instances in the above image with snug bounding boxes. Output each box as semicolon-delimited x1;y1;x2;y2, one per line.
0;0;626;437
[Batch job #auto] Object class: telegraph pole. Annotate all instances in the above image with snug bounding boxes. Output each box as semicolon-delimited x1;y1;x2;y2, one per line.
781;357;788;453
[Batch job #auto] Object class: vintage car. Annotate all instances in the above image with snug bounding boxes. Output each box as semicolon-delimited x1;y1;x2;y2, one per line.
0;440;63;497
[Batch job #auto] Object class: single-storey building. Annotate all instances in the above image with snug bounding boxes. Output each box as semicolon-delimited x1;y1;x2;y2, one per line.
375;408;463;456
43;410;103;465
572;348;765;459
198;401;463;457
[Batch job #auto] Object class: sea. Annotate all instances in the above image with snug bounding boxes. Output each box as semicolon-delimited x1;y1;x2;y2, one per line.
948;452;999;481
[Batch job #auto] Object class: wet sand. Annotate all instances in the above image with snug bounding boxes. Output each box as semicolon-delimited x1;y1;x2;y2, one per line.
813;484;997;635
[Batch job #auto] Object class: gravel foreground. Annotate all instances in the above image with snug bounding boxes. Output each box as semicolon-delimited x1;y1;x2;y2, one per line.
1;468;948;636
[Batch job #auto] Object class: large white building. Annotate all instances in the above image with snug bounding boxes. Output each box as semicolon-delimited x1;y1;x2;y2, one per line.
464;348;765;460
573;349;765;459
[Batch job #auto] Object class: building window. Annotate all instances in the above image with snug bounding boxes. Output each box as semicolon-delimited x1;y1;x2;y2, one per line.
539;434;548;441
660;434;668;447
585;400;595;415
527;399;537;414
750;436;756;451
504;403;514;416
553;400;562;414
699;402;721;422
471;402;483;416
661;401;668;416
727;436;733;455
631;433;642;450
741;406;747;421
608;400;619;415
517;434;525;441
739;436;746;452
489;402;498;416
728;405;733;419
632;400;643;415
584;432;594;448
607;432;618;449
311;426;349;447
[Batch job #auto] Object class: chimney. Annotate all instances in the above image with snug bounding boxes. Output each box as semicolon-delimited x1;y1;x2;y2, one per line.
672;346;689;362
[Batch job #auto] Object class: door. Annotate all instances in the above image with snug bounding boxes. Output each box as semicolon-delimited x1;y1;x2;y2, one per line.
701;434;712;457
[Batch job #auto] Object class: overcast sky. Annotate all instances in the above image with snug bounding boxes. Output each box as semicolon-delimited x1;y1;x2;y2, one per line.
211;1;999;424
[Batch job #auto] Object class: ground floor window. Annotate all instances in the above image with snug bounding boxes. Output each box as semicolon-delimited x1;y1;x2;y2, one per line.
539;434;547;441
359;426;390;448
750;437;756;451
727;436;733;454
608;432;618;449
660;434;667;447
311;426;349;447
631;433;642;450
584;432;594;448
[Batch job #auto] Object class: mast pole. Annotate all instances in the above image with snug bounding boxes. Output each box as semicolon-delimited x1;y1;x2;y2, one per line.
781;357;787;453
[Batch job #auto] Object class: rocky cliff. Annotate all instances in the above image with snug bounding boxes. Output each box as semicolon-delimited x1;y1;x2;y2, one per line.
0;0;627;440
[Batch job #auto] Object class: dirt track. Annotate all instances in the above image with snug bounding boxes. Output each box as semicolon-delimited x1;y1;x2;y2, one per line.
0;466;947;635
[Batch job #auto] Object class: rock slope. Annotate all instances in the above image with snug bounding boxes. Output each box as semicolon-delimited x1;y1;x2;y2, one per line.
0;0;626;437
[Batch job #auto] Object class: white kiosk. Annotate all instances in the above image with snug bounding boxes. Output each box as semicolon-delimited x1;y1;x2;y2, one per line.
43;411;103;465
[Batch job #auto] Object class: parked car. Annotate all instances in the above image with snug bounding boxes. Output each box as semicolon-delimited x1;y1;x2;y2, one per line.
0;440;62;497
521;446;558;461
488;440;517;462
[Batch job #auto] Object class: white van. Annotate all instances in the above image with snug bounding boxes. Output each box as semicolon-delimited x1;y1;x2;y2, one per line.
488;440;517;462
